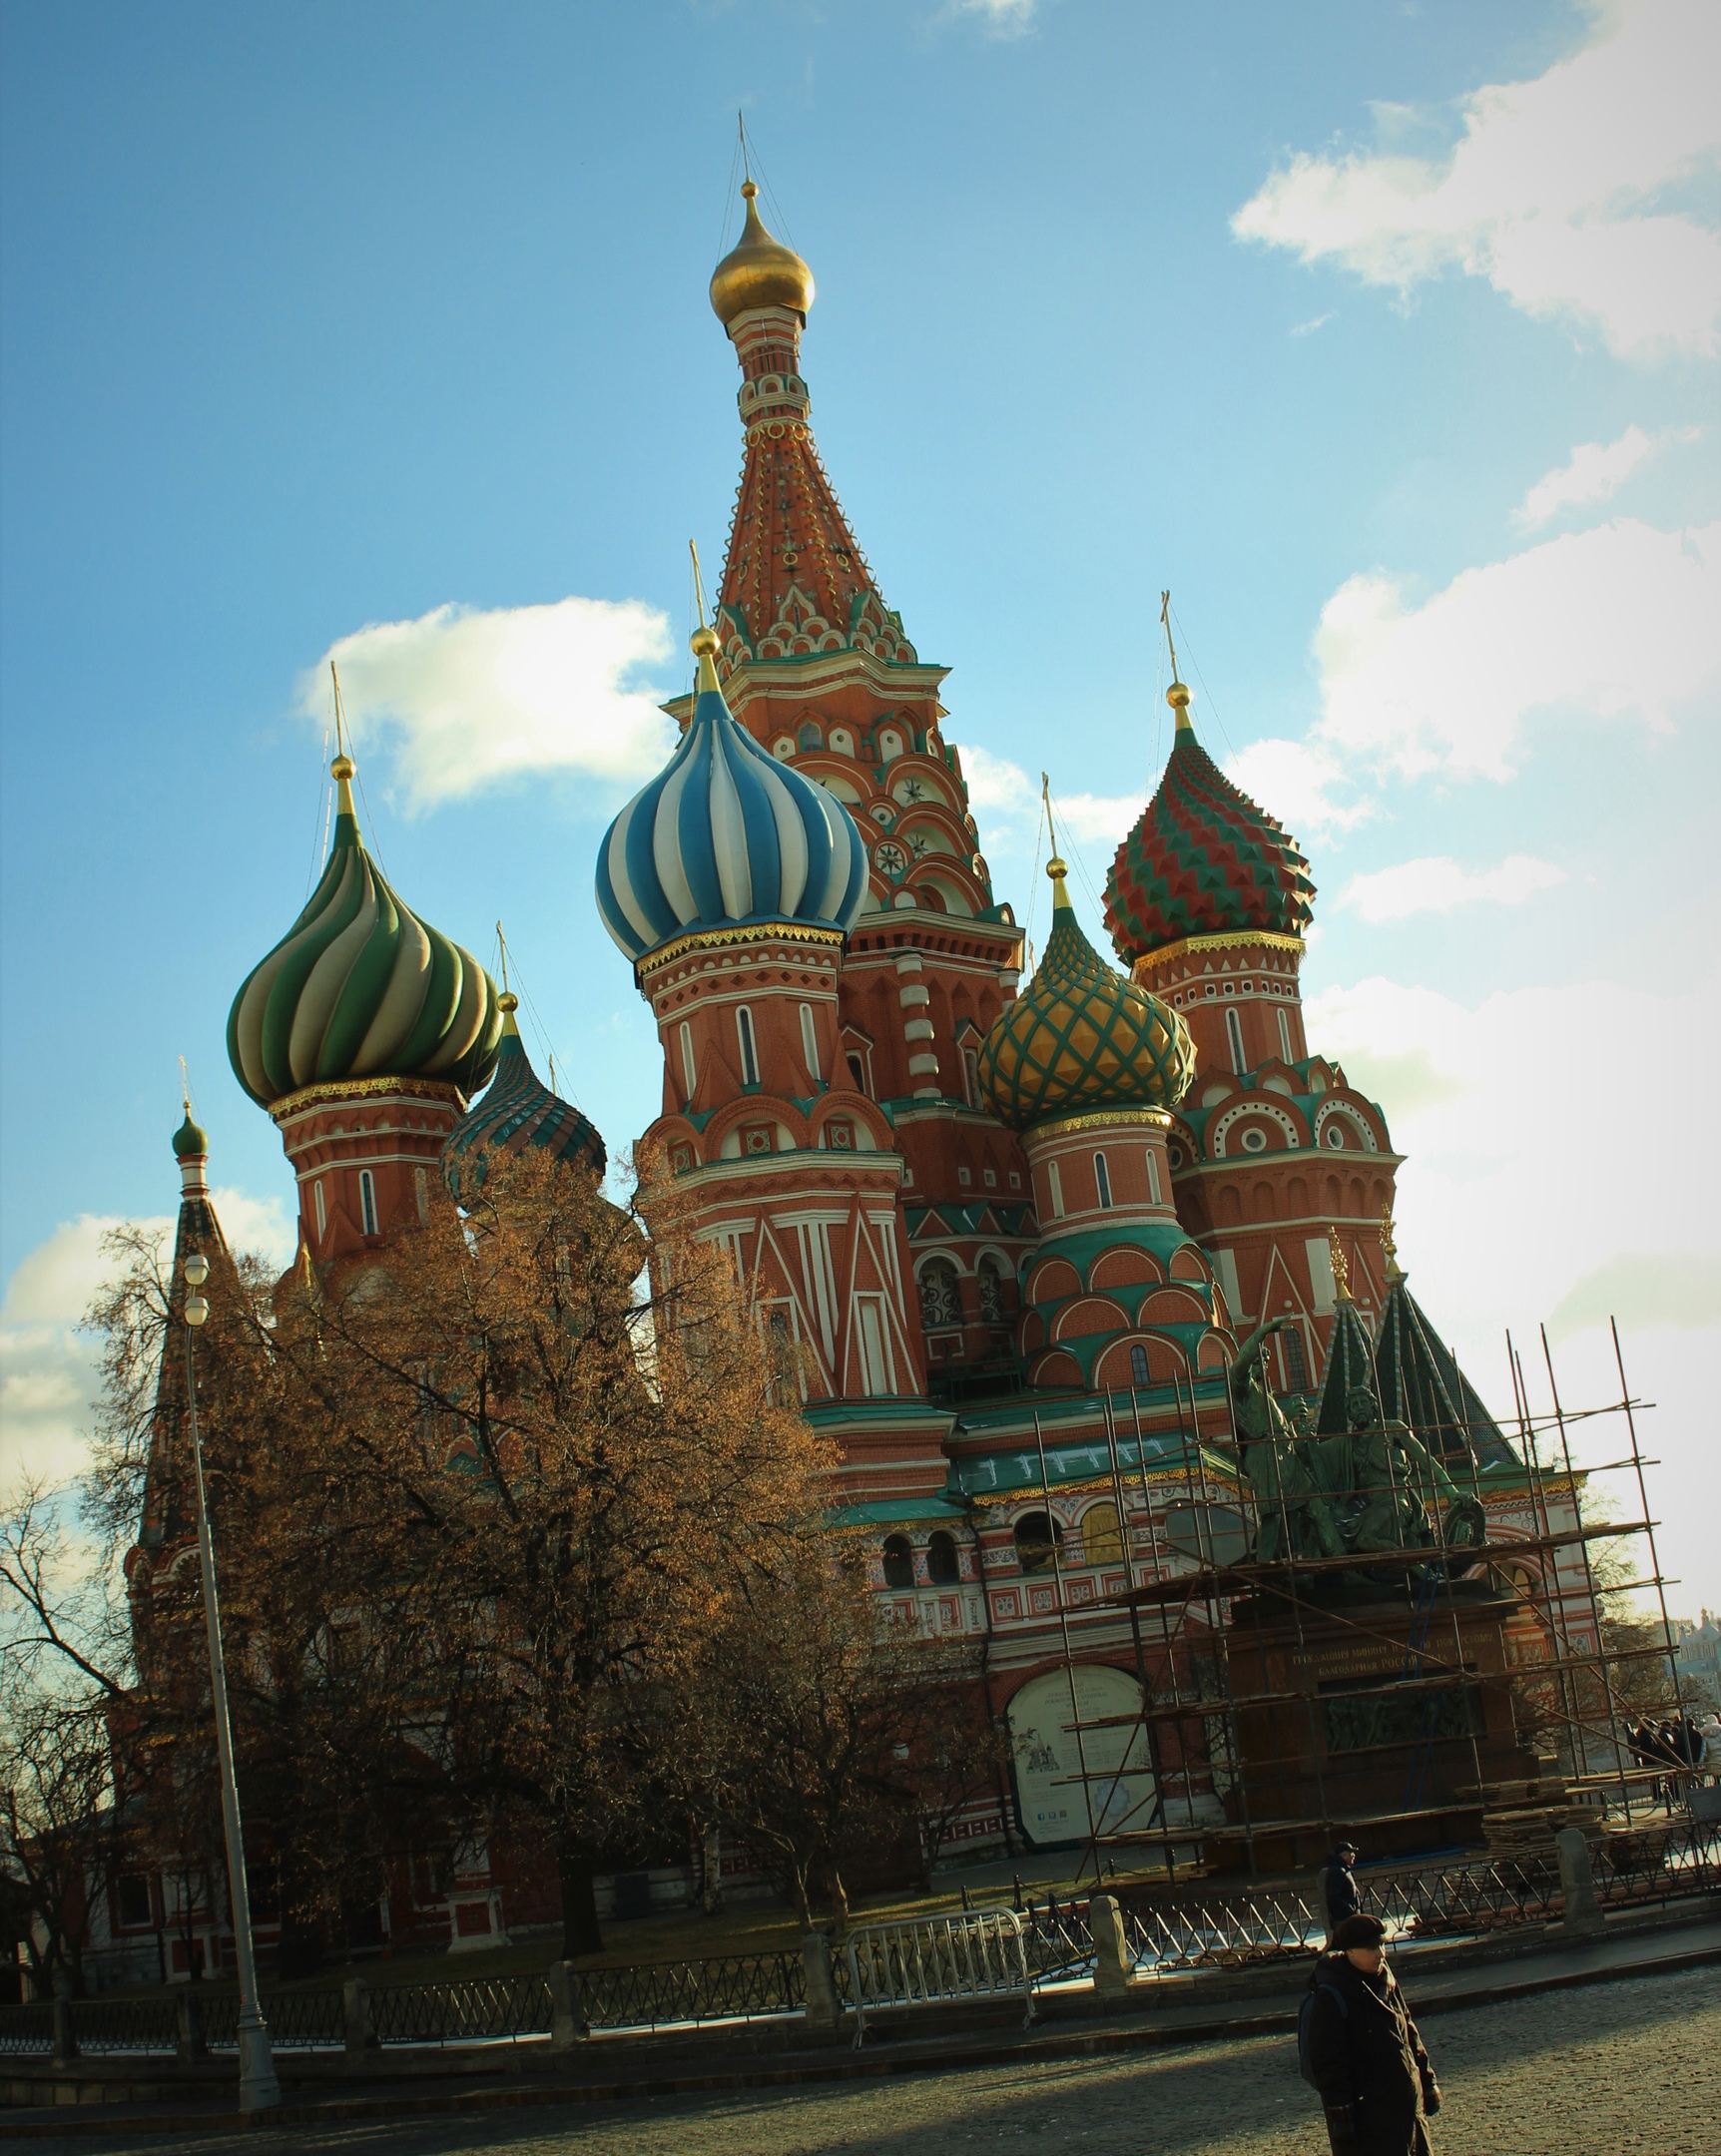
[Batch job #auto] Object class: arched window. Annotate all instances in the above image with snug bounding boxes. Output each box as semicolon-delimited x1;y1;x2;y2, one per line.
1014;1511;1062;1575
962;1047;980;1108
736;1007;760;1087
881;1534;914;1589
1277;1007;1294;1066
1144;1149;1162;1205
1082;1502;1123;1566
977;1257;1005;1325
679;1021;697;1100
358;1170;378;1238
1282;1325;1309;1393
1129;1344;1149;1387
1093;1152;1113;1209
313;1180;326;1239
1046;1159;1065;1218
918;1258;961;1330
1226;1006;1247;1075
926;1531;960;1585
799;1003;821;1082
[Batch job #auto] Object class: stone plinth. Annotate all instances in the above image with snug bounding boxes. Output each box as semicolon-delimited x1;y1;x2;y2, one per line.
1214;1579;1540;1872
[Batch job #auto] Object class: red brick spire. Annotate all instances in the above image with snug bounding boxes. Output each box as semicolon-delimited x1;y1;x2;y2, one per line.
709;186;917;673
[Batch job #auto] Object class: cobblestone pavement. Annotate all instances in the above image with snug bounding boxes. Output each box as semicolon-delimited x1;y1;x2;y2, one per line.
28;1963;1721;2156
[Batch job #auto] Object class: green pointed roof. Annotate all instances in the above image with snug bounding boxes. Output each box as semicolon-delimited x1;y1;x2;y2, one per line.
976;861;1194;1132
1376;1271;1515;1470
1316;1293;1378;1434
227;755;502;1109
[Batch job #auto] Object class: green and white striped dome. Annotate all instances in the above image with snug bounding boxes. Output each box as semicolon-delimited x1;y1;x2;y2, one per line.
227;756;502;1110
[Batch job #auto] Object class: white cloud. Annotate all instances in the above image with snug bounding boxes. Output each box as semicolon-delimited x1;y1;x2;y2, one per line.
302;596;677;813
1290;312;1336;337
1515;423;1701;527
1305;964;1721;1605
1339;852;1566;923
1221;738;1371;839
947;0;1036;34
0;1195;294;1502
1314;517;1720;782
1232;0;1721;358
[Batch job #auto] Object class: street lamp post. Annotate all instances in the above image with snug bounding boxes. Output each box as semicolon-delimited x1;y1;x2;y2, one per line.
182;1252;281;2113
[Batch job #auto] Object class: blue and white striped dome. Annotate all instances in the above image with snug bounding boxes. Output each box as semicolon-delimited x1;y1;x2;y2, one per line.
595;633;870;964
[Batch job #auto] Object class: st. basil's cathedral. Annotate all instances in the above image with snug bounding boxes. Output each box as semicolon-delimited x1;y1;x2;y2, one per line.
126;180;1584;1962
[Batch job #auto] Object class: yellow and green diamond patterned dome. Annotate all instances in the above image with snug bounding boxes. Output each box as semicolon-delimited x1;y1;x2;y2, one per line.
977;861;1195;1132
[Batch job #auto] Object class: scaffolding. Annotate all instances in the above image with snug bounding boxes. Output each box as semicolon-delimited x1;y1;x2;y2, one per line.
1039;1318;1703;1886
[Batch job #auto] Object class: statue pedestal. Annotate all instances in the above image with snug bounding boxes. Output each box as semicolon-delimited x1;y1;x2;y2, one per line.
1213;1579;1539;1873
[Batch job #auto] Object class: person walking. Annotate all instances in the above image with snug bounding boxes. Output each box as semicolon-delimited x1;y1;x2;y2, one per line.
1304;1912;1441;2154
1321;1841;1362;1937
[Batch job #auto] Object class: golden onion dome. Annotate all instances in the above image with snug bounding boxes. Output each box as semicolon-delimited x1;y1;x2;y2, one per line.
977;860;1195;1133
710;181;815;325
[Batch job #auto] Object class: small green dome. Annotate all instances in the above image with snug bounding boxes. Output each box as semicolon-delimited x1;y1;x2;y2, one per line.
227;756;503;1110
172;1109;209;1159
977;863;1195;1132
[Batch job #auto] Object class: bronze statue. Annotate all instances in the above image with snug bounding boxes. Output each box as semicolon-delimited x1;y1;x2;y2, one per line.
1308;1384;1486;1559
1222;1319;1345;1564
1222;1340;1485;1574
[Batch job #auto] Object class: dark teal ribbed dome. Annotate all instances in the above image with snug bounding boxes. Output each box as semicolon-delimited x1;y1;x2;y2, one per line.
441;999;606;1204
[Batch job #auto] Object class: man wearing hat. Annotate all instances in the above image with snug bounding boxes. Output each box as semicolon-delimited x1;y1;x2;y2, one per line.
1305;1913;1442;2153
1322;1841;1362;1937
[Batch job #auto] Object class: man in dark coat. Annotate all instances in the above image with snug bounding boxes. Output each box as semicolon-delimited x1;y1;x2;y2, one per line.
1322;1841;1362;1936
1305;1913;1442;2154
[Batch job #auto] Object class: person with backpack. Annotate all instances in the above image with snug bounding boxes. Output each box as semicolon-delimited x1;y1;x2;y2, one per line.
1300;1912;1442;2153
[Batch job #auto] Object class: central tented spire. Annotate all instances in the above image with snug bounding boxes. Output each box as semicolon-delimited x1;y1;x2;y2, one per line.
706;179;917;678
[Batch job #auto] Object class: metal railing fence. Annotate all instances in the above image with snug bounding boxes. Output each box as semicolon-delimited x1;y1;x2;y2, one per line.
1;1824;1713;2058
844;1908;1033;2048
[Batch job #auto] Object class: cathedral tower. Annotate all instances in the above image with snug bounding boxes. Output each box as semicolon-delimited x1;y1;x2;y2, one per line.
227;751;501;1269
670;181;1038;1382
1105;679;1402;1388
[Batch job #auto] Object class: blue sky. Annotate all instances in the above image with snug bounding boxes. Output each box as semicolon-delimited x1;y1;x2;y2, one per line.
3;3;1718;1599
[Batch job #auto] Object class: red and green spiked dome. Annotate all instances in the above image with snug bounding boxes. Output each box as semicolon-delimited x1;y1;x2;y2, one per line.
441;994;606;1204
977;859;1196;1132
1104;684;1315;964
228;754;503;1109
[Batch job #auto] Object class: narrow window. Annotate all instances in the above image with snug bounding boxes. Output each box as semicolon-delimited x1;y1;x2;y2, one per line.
314;1180;326;1239
1144;1149;1162;1205
1046;1159;1065;1218
799;1004;821;1083
926;1530;960;1585
1013;1512;1061;1575
1283;1326;1310;1393
736;1007;760;1087
359;1170;378;1237
680;1021;697;1101
414;1166;429;1224
962;1047;980;1108
1226;1006;1247;1075
881;1534;914;1590
847;1050;868;1096
1277;1008;1293;1065
1129;1344;1149;1387
1093;1152;1113;1209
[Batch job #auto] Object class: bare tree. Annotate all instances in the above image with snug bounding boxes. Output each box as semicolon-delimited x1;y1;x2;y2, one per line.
686;1540;993;1936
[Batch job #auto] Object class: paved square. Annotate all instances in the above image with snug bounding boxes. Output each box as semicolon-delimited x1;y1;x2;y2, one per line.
25;1963;1719;2156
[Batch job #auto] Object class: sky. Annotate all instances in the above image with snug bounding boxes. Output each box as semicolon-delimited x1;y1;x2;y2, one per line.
2;2;1718;1604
